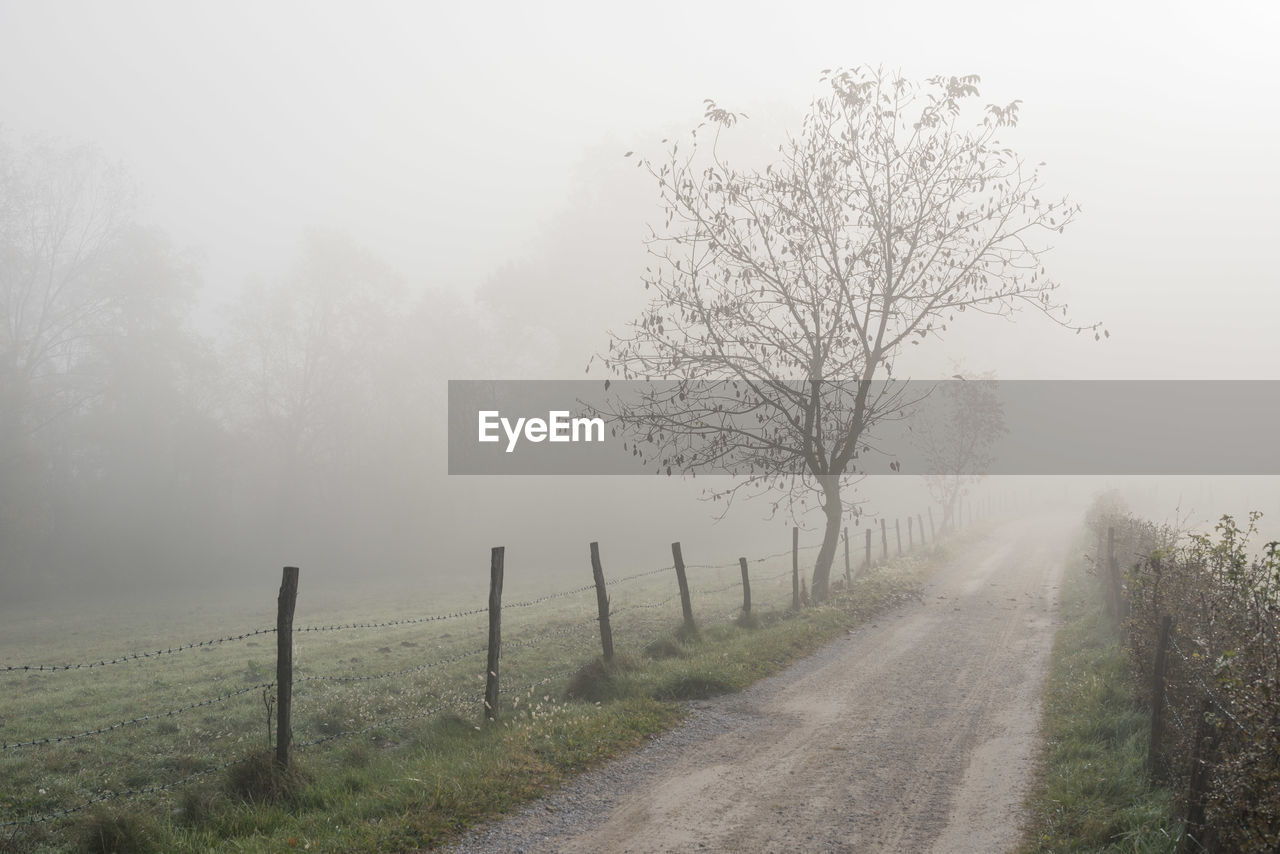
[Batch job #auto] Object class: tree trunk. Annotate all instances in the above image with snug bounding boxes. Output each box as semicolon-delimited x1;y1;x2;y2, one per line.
942;478;960;533
810;475;843;601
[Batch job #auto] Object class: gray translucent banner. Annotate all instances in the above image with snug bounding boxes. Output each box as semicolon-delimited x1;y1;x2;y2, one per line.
447;380;1280;475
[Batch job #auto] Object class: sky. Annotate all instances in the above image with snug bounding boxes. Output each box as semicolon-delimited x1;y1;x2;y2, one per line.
2;0;1277;380
1;0;1278;602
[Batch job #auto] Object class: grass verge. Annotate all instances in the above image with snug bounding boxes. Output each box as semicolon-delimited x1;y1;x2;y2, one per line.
107;554;931;852
1020;541;1180;853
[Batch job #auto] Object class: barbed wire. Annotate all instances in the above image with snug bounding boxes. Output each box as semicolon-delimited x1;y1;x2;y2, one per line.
606;565;674;587
504;615;600;645
609;596;677;615
502;634;583;655
0;628;277;673
2;662;628;829
684;541;822;570
1;545;823;675
0;529;927;839
1;681;275;751
296;606;488;633
503;583;598;610
297;667;583;751
684;559;742;570
298;630;589;690
738;542;825;565
692;579;745;596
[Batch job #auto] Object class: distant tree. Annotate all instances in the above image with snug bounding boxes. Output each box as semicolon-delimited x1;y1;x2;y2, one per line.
602;66;1101;600
225;229;406;562
230;231;402;470
478;142;651;377
914;371;1005;532
67;226;220;573
0;138;135;450
0;137;208;592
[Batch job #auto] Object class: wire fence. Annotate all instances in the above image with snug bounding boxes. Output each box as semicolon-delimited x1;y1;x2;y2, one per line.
1095;509;1280;854
0;627;279;672
0;681;277;751
0;512;943;834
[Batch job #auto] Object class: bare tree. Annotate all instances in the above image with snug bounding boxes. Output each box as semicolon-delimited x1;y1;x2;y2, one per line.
602;66;1100;600
914;371;1005;532
225;229;407;563
0;136;206;591
1;137;137;577
0;138;135;444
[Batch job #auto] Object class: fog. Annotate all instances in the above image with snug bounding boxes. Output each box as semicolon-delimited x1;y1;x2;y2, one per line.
2;1;1278;618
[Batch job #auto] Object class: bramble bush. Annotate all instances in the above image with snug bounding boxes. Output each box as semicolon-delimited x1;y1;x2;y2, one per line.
1090;496;1280;853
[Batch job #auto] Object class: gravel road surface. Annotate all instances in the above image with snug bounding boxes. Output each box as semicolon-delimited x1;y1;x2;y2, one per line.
440;513;1074;853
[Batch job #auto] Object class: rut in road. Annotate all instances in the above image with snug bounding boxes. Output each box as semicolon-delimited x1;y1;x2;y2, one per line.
442;513;1075;854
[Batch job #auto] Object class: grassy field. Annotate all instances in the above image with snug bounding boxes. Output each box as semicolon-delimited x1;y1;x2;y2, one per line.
2;535;948;853
1019;535;1180;854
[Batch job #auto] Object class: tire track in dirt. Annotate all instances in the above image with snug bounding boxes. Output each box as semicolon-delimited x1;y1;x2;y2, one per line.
442;513;1074;854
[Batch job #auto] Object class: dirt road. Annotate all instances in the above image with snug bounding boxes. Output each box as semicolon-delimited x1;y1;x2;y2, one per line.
443;513;1075;853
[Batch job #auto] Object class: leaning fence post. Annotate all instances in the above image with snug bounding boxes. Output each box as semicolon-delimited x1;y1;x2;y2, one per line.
739;557;751;616
895;519;903;556
864;529;872;573
275;566;299;768
918;513;926;546
843;527;851;584
791;527;800;609
671;542;697;636
485;546;504;721
880;518;888;561
589;542;614;663
1148;614;1172;777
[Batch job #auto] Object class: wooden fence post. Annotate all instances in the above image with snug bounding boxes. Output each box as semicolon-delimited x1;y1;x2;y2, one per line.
1108;526;1122;631
918;514;926;546
791;527;800;609
1111;527;1129;638
671;542;697;636
485;546;504;721
928;507;936;541
864;529;872;573
589;542;614;663
1097;528;1109;615
739;557;751;616
275;566;299;768
843;527;851;584
1148;614;1172;778
880;518;888;561
1180;697;1221;854
908;516;914;549
895;519;902;556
